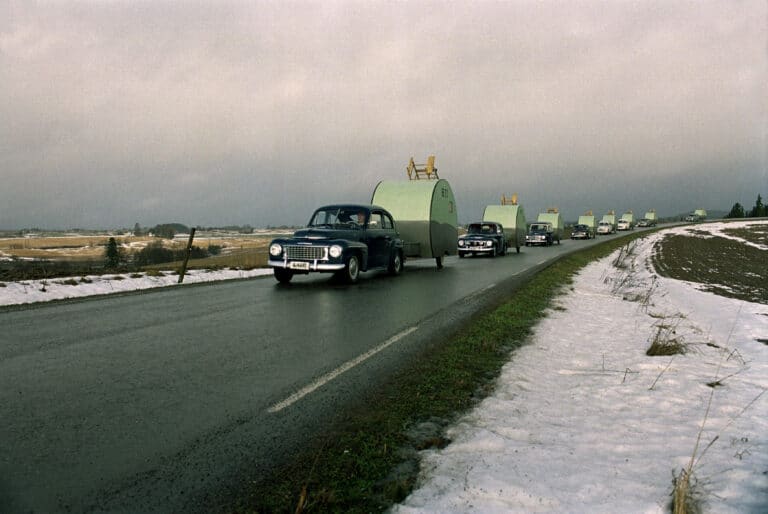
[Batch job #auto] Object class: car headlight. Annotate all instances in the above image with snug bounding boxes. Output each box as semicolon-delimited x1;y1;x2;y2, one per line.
329;245;343;258
458;240;465;246
269;243;282;257
485;240;493;247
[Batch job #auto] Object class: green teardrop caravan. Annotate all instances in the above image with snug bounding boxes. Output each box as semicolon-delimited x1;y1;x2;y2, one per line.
536;208;564;244
482;194;526;253
371;156;458;268
577;210;597;237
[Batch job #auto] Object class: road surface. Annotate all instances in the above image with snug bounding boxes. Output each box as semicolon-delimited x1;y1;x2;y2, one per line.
0;231;641;512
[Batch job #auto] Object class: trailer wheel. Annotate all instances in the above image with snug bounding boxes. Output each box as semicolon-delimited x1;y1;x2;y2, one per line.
274;268;293;284
435;256;443;269
388;250;403;275
516;245;520;254
500;242;506;256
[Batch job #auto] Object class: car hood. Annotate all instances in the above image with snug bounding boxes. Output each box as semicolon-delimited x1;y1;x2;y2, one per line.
291;228;363;241
460;234;495;240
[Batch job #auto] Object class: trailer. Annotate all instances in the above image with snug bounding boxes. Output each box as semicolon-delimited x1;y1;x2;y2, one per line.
618;210;635;230
536;208;564;244
694;209;707;220
577;210;597;237
371;156;458;268
482;194;526;253
598;210;617;234
641;209;657;227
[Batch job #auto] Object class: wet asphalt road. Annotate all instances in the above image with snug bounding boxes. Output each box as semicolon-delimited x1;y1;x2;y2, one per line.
0;231;641;512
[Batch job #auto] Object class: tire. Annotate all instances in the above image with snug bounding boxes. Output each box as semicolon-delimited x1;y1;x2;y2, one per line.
340;254;360;284
500;242;506;256
274;267;293;284
435;256;443;269
458;252;465;258
516;245;520;254
388;250;403;275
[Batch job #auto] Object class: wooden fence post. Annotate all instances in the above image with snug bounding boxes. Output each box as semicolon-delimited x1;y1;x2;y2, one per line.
178;227;196;283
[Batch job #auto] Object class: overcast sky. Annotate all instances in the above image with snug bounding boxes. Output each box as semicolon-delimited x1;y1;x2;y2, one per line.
1;0;766;229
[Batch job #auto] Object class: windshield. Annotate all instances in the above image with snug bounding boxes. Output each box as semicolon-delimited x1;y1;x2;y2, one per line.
530;223;548;231
308;207;367;229
467;223;498;235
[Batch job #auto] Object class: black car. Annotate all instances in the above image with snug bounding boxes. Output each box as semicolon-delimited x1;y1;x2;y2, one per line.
268;204;404;284
457;222;506;257
525;222;554;246
570;224;592;240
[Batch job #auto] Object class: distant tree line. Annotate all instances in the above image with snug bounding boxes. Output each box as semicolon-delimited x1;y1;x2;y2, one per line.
103;238;222;269
726;194;766;219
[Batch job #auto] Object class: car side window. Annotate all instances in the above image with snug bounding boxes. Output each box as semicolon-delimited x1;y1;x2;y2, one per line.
380;213;394;230
369;212;383;229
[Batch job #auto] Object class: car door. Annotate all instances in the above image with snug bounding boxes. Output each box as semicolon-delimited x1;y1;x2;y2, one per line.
364;210;395;268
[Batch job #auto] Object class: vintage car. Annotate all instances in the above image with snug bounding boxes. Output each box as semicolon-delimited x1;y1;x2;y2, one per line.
525;222;554;246
596;221;614;235
636;218;650;227
457;222;506;258
617;219;632;231
570;224;592;240
268;204;404;284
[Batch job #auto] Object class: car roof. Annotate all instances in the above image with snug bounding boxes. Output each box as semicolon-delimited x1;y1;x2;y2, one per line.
313;204;389;213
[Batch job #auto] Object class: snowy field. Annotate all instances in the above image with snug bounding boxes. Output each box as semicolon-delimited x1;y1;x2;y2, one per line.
395;221;767;514
0;268;272;306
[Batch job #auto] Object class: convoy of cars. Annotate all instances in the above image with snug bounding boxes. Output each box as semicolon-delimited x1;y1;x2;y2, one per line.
266;156;676;284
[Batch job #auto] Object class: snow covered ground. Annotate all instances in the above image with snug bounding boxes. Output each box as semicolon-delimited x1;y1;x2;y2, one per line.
395;221;767;514
0;268;272;306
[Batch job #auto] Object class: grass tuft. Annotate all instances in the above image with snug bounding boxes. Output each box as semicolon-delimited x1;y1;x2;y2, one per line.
646;320;688;356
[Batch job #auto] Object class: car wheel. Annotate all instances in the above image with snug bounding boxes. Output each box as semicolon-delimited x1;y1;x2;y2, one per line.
342;254;360;283
500;242;506;256
458;251;465;258
388;250;403;275
274;267;293;284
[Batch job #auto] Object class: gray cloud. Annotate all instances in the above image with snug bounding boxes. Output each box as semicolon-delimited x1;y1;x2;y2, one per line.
1;0;765;229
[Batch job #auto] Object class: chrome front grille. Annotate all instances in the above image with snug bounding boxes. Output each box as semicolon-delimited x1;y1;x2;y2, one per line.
286;245;328;260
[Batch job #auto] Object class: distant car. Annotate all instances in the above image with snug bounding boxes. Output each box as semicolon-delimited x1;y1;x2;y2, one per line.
637;219;649;227
684;214;699;222
570;224;592;240
617;219;632;231
597;221;614;235
525;222;554;246
268;204;404;284
458;222;506;257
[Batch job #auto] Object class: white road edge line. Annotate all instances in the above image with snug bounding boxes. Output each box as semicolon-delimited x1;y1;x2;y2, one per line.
267;326;419;414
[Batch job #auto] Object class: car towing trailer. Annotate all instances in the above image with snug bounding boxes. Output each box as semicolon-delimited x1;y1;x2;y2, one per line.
482;194;527;253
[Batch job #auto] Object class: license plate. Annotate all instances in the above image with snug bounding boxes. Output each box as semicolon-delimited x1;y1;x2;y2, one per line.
288;261;310;270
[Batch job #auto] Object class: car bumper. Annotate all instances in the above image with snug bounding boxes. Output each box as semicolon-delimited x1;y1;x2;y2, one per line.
458;246;494;252
269;260;345;271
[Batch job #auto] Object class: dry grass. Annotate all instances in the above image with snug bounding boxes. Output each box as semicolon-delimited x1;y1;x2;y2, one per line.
646;320;688;356
0;234;272;270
